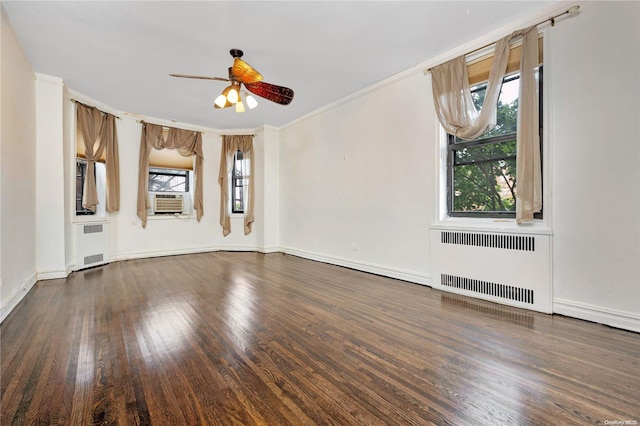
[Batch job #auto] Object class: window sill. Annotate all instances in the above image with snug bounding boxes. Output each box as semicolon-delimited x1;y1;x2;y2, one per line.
147;213;195;221
73;215;107;224
432;217;552;235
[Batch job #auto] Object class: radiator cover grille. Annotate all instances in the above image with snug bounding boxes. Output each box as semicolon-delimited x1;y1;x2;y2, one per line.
441;231;535;252
441;274;534;304
84;253;104;266
83;224;103;234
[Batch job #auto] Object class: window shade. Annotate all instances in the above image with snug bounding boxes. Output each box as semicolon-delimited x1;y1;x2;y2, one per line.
147;128;195;170
148;149;194;170
467;35;543;85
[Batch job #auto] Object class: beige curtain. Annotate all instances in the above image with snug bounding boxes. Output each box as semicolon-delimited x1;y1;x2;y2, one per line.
219;135;254;236
137;122;204;227
431;36;511;140
76;103;120;212
431;25;541;223
513;26;542;223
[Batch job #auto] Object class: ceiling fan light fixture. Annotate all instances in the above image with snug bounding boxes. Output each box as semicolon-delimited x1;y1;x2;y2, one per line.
227;83;240;104
235;99;245;113
215;85;235;108
214;94;227;108
245;93;258;109
227;89;238;104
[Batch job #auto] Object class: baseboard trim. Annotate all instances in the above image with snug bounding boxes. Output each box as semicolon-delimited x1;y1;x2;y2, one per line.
1;273;37;323
116;246;222;261
259;246;282;254
115;245;268;262
554;298;640;333
36;270;70;280
282;247;431;285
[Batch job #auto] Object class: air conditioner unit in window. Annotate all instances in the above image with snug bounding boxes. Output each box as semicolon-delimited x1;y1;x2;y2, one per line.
153;193;184;214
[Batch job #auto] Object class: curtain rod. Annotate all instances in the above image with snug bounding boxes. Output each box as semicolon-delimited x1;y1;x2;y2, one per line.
136;122;256;136
137;119;179;129
424;5;580;74
70;98;121;119
137;120;214;134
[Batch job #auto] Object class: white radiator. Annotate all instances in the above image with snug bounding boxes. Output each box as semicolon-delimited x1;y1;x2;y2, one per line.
430;229;552;313
76;222;110;270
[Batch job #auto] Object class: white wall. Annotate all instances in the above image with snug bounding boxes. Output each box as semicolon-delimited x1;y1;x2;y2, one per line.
279;2;639;331
256;126;281;252
35;73;67;278
62;89;74;271
549;1;640;330
279;72;434;283
0;7;37;321
109;119;264;259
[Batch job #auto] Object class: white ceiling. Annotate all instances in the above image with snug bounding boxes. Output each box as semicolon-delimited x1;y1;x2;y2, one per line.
3;1;560;130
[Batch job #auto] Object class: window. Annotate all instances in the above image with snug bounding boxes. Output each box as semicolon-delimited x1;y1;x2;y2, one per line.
75;158;106;216
74;102;120;215
145;135;196;217
75;159;95;215
149;167;190;192
148;167;191;216
232;150;247;213
446;68;543;218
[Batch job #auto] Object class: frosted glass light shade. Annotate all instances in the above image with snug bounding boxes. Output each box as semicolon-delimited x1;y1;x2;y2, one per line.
245;94;258;109
214;94;227;108
227;87;239;104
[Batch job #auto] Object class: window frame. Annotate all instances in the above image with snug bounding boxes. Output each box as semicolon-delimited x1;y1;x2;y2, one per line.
148;167;190;193
75;158;96;216
231;150;245;214
445;67;543;220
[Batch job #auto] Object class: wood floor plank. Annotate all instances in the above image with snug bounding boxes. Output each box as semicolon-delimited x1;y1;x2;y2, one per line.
1;252;638;425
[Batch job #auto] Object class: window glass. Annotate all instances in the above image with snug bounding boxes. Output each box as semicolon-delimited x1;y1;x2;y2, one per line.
75;159;106;216
232;151;246;214
76;159;95;215
149;167;189;192
447;69;542;218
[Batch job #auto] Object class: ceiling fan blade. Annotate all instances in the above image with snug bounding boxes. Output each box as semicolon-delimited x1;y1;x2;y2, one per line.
244;81;294;105
232;58;263;84
169;73;229;82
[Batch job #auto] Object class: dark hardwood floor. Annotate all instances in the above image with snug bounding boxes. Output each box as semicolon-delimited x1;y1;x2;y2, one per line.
1;252;638;425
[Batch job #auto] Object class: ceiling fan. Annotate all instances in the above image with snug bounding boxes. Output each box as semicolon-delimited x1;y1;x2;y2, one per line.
170;49;294;112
